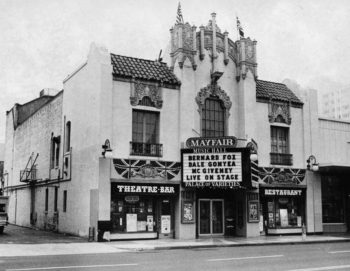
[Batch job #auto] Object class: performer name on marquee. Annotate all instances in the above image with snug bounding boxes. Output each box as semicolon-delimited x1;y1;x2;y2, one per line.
185;154;240;181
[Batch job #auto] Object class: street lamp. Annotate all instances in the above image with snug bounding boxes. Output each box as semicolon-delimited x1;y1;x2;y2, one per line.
102;139;113;159
307;155;319;171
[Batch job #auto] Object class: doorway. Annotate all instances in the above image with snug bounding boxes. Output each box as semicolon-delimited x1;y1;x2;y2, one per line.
198;199;224;236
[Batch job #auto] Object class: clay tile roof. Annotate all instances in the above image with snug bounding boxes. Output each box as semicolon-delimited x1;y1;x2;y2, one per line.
110;54;181;86
256;79;303;106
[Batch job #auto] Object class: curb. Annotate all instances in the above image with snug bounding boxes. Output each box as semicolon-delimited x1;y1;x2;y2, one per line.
140;238;350;251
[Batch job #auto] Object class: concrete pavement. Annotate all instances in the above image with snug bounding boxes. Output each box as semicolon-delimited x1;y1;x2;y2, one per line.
1;224;350;257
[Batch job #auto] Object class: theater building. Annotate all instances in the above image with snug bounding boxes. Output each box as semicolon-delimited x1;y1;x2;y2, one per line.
4;10;343;240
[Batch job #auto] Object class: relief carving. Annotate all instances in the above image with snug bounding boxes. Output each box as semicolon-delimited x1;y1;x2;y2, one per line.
130;81;163;109
269;102;291;124
196;84;232;110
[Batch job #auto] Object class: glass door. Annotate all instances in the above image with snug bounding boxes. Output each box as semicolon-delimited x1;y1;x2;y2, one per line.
198;199;224;236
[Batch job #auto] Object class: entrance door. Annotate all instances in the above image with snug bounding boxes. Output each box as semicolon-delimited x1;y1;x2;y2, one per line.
198;199;224;236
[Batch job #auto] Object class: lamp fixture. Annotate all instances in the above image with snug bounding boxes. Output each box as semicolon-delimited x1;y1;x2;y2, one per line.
250;152;258;162
306;155;319;171
102;139;113;158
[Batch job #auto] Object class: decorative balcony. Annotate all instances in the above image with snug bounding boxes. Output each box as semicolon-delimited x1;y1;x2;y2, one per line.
130;142;163;157
270;153;293;166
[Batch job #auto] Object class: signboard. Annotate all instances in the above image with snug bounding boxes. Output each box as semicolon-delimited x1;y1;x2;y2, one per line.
182;148;251;187
182;201;195;224
248;201;259;222
186;136;237;148
112;183;178;195
126;214;137;232
263;189;303;197
161;215;171;234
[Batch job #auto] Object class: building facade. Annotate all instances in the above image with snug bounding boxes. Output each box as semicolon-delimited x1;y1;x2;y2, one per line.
4;11;347;240
320;87;350;120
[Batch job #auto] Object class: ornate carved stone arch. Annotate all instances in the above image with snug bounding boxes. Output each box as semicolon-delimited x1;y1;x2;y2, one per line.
268;101;291;125
130;81;163;109
195;84;232;136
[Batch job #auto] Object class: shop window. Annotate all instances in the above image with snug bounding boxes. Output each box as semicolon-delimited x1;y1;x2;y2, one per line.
131;110;162;157
63;190;67;212
322;176;345;223
270;126;292;165
111;196;156;233
201;97;225;137
265;197;304;230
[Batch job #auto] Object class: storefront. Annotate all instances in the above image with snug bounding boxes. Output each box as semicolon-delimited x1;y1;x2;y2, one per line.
110;182;178;240
260;187;306;234
319;165;350;233
181;137;255;237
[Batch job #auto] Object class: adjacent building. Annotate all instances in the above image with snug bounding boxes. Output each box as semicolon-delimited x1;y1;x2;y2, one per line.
3;11;350;240
320;87;350;120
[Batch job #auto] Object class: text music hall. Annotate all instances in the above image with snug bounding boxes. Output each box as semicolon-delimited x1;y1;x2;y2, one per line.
3;7;350;240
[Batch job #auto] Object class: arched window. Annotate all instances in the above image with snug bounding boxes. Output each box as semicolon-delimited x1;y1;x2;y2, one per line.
65;121;71;152
139;96;155;107
202;97;225;137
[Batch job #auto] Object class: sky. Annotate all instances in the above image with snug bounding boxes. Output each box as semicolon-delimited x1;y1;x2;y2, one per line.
1;0;350;143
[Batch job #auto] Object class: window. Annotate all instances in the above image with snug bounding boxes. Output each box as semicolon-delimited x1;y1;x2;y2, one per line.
55;139;60;167
322;176;344;223
50;135;61;169
54;187;58;212
45;188;49;212
65;121;71;152
131;110;161;156
270;126;292;165
63;190;67;212
139;96;154;107
50;137;55;169
202;97;225;137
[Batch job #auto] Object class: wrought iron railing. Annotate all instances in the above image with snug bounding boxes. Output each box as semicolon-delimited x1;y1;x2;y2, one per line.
20;168;37;182
130;142;163;157
270;153;293;166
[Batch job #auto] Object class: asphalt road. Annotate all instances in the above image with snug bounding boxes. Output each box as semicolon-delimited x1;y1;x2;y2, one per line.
1;242;350;271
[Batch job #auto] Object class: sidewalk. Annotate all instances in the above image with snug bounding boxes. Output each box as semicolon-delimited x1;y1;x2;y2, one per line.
1;224;350;257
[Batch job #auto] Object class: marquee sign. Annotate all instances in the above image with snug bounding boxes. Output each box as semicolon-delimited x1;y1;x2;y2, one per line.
181;148;251;188
186;136;237;149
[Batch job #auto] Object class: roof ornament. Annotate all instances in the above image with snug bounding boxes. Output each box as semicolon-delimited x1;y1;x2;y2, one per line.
236;16;244;39
157;49;163;62
176;2;184;24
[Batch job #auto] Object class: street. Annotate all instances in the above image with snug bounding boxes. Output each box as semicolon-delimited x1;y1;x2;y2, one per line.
1;242;350;271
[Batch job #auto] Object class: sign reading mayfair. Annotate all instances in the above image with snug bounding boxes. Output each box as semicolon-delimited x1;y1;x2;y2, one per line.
181;147;250;188
186;136;237;149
